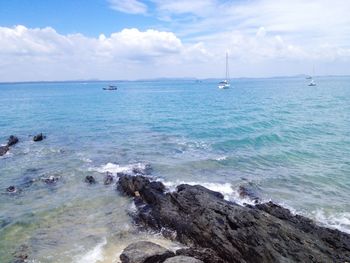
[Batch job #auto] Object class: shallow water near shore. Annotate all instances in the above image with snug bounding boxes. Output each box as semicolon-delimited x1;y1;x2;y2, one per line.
0;77;350;262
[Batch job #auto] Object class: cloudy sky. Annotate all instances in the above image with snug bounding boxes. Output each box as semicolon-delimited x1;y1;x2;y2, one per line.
1;0;350;81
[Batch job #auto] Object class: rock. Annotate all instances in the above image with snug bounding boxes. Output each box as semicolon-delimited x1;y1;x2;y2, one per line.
6;185;17;193
0;145;9;156
12;244;30;263
104;172;114;185
120;241;175;263
163;256;203;263
238;185;260;204
85;175;96;184
117;175;350;263
41;175;59;184
176;248;223;263
7;135;19;146
33;133;45;142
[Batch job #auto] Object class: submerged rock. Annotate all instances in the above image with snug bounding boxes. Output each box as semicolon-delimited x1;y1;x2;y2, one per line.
7;135;19;146
0;145;9;156
120;241;175;263
33;133;45;142
85;175;96;184
6;185;17;193
163;256;203;263
117;175;350;263
41;175;60;184
238;185;260;204
12;244;30;263
104;172;114;185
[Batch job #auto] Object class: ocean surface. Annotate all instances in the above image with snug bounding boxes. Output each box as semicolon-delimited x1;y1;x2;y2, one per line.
0;77;349;262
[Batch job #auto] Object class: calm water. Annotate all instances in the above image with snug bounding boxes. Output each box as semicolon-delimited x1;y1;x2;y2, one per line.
0;77;350;262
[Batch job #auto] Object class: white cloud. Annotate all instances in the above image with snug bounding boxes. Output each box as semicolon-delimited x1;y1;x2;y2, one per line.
0;25;190;81
1;19;350;81
108;0;148;15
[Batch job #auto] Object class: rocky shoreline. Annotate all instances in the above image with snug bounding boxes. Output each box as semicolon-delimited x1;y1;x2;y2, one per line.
116;175;350;263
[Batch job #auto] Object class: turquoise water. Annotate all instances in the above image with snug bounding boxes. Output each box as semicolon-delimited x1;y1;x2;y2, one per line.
1;77;350;262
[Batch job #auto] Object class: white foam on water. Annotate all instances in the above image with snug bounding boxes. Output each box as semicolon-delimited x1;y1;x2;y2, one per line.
313;209;350;234
75;237;107;263
214;156;228;161
82;158;93;163
162;180;256;206
90;162;148;176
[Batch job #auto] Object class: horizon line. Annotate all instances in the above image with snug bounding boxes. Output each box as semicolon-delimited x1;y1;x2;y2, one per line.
0;74;349;85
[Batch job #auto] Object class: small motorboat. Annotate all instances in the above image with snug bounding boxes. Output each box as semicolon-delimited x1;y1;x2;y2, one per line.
103;85;117;90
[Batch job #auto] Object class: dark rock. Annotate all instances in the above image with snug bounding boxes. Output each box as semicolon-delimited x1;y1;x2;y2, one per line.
176;248;223;263
6;185;17;193
7;135;19;146
120;241;175;263
41;175;59;184
85;175;96;184
163;256;203;263
117;175;350;263
238;185;260;204
33;133;45;142
104;172;114;185
0;145;9;156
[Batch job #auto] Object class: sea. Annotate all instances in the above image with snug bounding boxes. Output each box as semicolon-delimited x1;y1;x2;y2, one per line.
0;77;349;262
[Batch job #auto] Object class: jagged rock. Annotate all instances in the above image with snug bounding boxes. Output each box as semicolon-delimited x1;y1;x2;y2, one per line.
117;175;350;263
120;241;175;263
33;133;45;142
176;248;223;263
104;172;114;185
0;145;9;156
7;135;19;146
163;256;203;263
85;175;96;184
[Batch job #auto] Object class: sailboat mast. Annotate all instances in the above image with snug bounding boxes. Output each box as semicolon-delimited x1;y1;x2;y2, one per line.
225;52;229;80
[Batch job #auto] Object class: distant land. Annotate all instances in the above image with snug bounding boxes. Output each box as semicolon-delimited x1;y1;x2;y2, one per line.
0;74;349;85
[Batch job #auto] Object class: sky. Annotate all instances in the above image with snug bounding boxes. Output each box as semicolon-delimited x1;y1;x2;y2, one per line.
1;0;350;81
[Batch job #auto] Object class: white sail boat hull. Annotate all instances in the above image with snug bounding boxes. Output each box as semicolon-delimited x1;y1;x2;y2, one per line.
218;83;230;89
218;52;231;89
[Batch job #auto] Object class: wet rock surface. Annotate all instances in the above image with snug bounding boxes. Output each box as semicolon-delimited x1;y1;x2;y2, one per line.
0;145;9;156
33;133;45;142
7;135;19;146
104;172;114;185
120;241;175;263
163;256;203;263
85;175;96;184
175;248;223;263
117;175;350;263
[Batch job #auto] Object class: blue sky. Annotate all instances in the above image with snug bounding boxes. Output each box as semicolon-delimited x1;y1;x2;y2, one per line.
0;0;350;81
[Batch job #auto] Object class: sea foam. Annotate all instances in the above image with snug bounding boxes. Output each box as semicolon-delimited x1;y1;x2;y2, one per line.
75;238;107;263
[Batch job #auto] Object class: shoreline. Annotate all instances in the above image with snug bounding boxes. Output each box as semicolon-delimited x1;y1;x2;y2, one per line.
116;174;350;263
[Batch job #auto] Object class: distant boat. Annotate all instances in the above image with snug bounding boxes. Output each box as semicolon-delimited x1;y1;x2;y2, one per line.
218;52;230;89
308;79;316;86
103;85;117;90
308;65;317;86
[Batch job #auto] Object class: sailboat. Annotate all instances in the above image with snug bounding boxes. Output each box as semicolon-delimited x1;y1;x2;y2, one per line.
308;65;316;86
218;52;230;89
